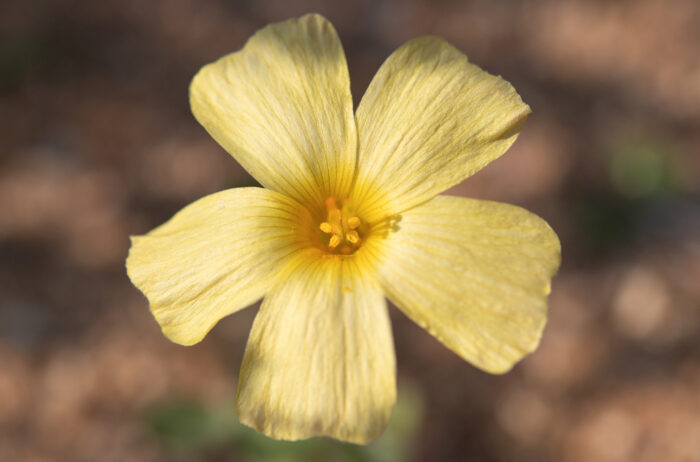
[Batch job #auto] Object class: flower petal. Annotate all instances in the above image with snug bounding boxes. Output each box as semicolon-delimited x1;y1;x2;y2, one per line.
190;14;356;207
377;195;560;374
126;188;308;346
352;37;531;222
235;250;396;443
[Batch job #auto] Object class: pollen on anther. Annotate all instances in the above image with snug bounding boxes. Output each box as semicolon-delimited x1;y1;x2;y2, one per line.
329;235;341;249
319;222;333;234
347;216;361;229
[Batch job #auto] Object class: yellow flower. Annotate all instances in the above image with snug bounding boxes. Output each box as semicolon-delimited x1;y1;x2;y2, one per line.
126;14;560;444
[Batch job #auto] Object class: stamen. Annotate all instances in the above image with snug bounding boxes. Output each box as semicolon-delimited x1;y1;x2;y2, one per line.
346;230;360;244
318;197;364;255
347;216;361;229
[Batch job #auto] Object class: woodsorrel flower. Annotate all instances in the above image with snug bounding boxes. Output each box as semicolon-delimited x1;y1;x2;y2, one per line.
126;14;560;444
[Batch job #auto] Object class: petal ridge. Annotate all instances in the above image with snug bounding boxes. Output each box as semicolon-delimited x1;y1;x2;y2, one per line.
353;37;531;222
235;251;396;443
190;14;357;208
377;195;560;373
126;187;309;345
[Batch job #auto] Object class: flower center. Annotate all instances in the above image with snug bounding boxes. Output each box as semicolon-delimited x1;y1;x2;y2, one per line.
317;197;364;255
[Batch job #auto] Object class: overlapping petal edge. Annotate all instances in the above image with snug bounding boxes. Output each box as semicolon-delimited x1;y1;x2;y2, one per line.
126;13;561;444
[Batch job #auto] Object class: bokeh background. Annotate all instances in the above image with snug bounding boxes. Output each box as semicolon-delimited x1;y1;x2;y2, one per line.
2;0;699;461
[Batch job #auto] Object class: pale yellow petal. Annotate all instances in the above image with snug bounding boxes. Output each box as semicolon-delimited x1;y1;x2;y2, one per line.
377;195;560;374
190;14;356;207
235;250;395;444
352;37;531;222
126;188;309;346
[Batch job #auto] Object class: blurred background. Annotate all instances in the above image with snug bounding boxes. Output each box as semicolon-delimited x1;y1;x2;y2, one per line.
1;0;699;461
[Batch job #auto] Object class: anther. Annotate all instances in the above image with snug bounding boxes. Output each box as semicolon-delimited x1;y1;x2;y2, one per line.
319;222;333;234
328;235;341;249
346;230;360;244
347;216;361;229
